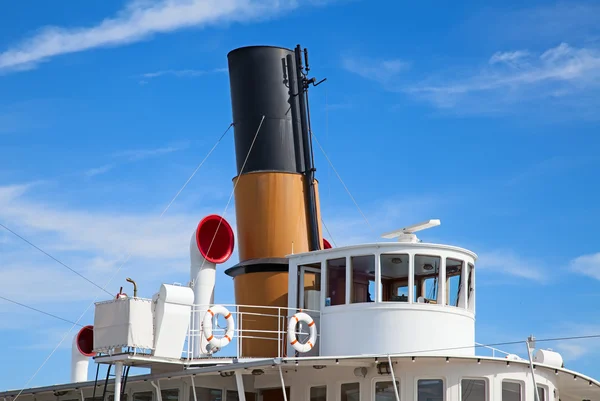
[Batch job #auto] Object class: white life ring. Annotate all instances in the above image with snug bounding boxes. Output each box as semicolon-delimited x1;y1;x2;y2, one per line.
202;305;234;349
287;312;317;353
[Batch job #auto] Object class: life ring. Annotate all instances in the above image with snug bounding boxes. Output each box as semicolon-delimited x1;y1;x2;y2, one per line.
287;312;317;353
202;305;234;349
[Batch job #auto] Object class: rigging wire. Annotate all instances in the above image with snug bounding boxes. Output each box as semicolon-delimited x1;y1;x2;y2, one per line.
0;295;83;327
0;222;112;296
310;130;374;233
12;121;235;401
160;123;233;218
192;116;265;285
320;218;337;247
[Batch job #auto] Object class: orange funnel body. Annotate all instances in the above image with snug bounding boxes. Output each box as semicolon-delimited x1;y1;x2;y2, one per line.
225;46;325;357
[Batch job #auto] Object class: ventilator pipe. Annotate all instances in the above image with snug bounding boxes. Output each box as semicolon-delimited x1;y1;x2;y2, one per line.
190;214;234;357
126;277;138;298
71;325;95;383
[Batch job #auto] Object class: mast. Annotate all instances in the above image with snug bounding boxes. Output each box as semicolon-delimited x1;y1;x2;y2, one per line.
287;45;322;251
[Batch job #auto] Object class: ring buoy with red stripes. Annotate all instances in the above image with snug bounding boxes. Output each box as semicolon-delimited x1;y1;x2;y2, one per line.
202;305;234;349
287;312;317;353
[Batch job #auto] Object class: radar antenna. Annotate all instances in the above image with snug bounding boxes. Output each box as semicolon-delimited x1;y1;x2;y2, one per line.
380;219;441;243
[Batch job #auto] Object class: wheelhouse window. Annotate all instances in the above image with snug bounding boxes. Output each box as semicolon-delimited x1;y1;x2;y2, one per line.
417;379;444;401
380;254;411;302
341;382;360;401
446;258;464;307
351;255;376;303
461;379;486;401
161;390;179;401
502;381;521;401
375;381;399;401
467;263;475;312
415;255;441;304
299;262;322;310
133;393;153;401
310;386;327;401
189;388;222;401
326;258;346;306
227;391;256;401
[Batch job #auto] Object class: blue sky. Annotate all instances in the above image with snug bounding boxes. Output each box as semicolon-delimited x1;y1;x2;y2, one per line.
1;0;600;390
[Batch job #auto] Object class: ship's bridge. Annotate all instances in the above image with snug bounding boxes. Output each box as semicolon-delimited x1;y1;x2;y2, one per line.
287;235;477;358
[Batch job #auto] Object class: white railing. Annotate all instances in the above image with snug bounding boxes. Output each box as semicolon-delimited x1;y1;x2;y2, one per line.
185;304;321;361
475;342;514;358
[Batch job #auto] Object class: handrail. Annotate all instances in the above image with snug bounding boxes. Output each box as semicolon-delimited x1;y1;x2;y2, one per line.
185;303;321;361
475;342;512;358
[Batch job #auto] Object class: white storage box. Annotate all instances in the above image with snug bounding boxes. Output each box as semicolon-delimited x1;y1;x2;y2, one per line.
93;297;154;352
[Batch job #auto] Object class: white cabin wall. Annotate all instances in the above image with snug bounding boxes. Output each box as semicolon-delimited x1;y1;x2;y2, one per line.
6;358;563;401
254;360;558;401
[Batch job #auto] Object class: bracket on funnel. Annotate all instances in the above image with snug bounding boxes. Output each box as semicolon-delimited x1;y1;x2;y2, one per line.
381;219;441;243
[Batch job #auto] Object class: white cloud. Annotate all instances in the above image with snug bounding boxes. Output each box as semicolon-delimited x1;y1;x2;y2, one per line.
0;179;239;311
476;249;547;282
83;143;188;178
489;50;530;66
556;342;587;360
0;0;311;73
0;183;197;259
404;43;600;111
342;56;410;84
0;183;31;202
569;252;600;280
0;265;101;303
113;144;187;161
544;323;600;363
140;68;228;79
83;164;115;178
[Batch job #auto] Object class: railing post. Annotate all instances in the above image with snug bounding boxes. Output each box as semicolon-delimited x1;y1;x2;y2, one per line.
278;366;288;401
191;376;198;401
235;371;247;401
387;355;400;401
526;337;540;401
239;310;243;357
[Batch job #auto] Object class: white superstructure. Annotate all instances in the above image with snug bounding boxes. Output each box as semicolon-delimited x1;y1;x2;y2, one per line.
2;217;599;401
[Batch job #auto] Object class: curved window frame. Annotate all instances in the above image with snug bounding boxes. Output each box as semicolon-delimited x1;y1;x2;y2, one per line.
415;377;445;401
459;377;489;401
446;258;465;308
316;247;476;311
501;379;524;401
379;252;412;303
373;378;400;401
414;254;443;305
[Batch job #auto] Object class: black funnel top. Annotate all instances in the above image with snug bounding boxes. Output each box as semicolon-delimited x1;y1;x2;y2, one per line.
227;46;305;175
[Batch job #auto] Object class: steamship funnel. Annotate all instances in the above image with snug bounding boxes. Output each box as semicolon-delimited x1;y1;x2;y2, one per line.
224;45;325;358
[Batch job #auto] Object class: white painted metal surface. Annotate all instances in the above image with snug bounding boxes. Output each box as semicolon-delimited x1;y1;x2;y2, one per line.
534;348;564;368
70;326;94;383
93;297;154;352
189;232;216;357
320;303;474;356
287;242;477;357
381;219;441;243
152;283;194;358
70;340;89;383
114;362;123;401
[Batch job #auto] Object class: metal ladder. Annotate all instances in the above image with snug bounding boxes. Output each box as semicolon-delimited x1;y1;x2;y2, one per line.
92;364;131;401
